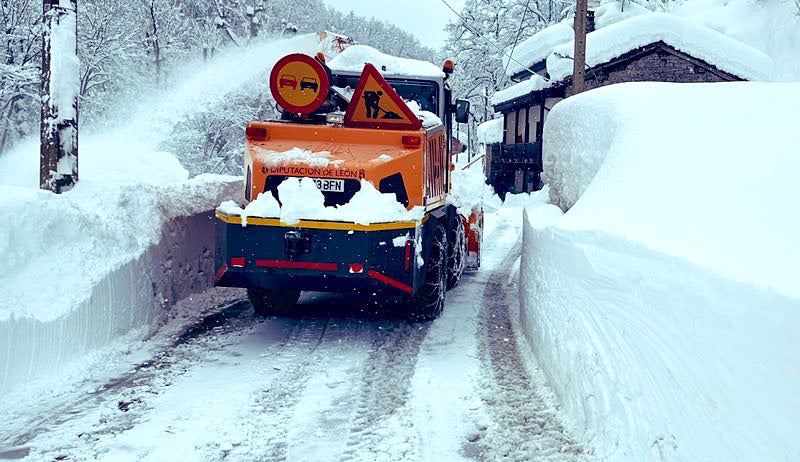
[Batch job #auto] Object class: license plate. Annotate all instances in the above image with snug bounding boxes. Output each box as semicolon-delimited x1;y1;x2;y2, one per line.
312;178;345;192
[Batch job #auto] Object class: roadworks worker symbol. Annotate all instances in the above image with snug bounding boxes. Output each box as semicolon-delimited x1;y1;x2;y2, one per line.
344;63;422;130
269;53;329;115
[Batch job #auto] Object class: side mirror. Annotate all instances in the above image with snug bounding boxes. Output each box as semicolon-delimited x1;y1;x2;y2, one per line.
455;99;470;124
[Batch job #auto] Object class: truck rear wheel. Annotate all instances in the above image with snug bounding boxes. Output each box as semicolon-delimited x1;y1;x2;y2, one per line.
405;223;447;321
248;288;301;317
446;217;466;289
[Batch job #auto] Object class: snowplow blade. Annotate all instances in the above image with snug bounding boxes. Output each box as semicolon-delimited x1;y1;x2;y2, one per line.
214;211;422;295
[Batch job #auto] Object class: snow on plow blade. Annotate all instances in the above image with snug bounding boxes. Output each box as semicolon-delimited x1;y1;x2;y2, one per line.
214;211;422;295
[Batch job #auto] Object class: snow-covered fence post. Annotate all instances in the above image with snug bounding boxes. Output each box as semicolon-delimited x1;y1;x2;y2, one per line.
572;0;587;95
40;0;79;193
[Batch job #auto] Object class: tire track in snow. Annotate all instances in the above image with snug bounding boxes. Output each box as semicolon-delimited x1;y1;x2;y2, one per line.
220;315;332;462
0;298;253;452
3;300;325;462
472;240;586;461
339;320;431;462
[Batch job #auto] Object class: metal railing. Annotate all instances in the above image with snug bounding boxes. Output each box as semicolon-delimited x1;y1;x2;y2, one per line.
489;142;543;171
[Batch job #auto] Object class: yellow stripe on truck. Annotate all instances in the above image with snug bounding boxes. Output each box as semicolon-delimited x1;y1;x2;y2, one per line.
215;211;425;231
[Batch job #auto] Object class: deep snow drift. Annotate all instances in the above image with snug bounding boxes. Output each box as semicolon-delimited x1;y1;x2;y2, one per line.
671;0;800;80
521;82;800;461
544;82;800;298
0;34;324;394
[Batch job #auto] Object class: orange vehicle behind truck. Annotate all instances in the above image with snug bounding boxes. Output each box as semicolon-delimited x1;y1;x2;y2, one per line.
214;51;481;320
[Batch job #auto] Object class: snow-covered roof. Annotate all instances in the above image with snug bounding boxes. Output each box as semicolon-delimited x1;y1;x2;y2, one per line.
491;74;552;106
503;22;573;79
547;13;773;82
328;45;444;79
477;118;504;144
503;1;650;77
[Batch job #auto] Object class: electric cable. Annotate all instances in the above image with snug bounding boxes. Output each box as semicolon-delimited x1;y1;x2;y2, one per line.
503;0;532;77
439;0;544;79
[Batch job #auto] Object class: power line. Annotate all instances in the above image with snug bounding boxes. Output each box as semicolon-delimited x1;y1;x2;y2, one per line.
503;0;532;77
439;0;542;79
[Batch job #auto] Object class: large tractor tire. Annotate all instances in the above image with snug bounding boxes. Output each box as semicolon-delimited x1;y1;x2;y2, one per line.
248;288;301;317
446;216;466;290
405;223;448;321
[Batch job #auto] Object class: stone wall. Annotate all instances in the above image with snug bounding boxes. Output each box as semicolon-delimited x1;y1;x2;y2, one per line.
568;44;739;95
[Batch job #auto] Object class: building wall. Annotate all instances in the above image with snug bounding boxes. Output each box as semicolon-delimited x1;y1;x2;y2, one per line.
492;45;739;196
568;47;736;95
504;107;541;145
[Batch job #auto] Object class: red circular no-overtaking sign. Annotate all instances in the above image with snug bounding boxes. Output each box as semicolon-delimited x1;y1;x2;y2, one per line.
269;53;330;115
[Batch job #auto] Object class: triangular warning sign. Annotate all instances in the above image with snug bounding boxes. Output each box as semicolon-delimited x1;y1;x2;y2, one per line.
344;64;422;131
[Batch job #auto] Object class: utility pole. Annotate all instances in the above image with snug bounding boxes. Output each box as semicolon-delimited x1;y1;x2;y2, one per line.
40;0;79;193
572;0;588;95
484;85;489;122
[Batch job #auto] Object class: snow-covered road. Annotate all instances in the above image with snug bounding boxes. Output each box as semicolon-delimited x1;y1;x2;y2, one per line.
0;209;586;462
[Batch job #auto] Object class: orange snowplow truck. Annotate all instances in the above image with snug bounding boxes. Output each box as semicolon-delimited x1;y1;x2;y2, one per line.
215;52;481;320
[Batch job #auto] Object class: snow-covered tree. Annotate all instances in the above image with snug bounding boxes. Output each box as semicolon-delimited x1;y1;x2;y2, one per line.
76;0;143;119
0;0;40;154
1;0;443;182
443;0;539;124
137;0;193;85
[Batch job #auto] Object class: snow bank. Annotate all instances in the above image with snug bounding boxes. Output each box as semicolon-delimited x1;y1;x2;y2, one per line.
0;157;238;395
0;175;238;323
521;81;800;460
329;44;444;78
219;177;424;225
0;34;321;395
544;82;800;297
547;13;773;82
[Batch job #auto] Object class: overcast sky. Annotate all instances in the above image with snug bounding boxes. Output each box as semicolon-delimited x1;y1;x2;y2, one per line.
322;0;466;49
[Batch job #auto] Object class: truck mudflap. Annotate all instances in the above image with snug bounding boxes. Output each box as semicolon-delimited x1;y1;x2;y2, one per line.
214;211;424;295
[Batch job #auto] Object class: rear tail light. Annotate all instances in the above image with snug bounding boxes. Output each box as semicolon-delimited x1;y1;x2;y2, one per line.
349;263;364;274
230;257;246;268
401;135;421;147
245;125;268;141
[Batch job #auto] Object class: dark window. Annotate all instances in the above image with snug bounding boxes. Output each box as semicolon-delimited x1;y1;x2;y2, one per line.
245;166;252;201
379;173;409;207
524;107;530;143
331;75;440;115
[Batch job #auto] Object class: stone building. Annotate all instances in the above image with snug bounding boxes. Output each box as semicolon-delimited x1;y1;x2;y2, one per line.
486;3;772;197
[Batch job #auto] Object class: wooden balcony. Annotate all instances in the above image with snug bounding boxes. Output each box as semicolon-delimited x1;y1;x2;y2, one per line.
489;142;543;172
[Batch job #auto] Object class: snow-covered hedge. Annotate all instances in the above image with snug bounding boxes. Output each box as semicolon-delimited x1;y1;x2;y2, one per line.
521;82;800;460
